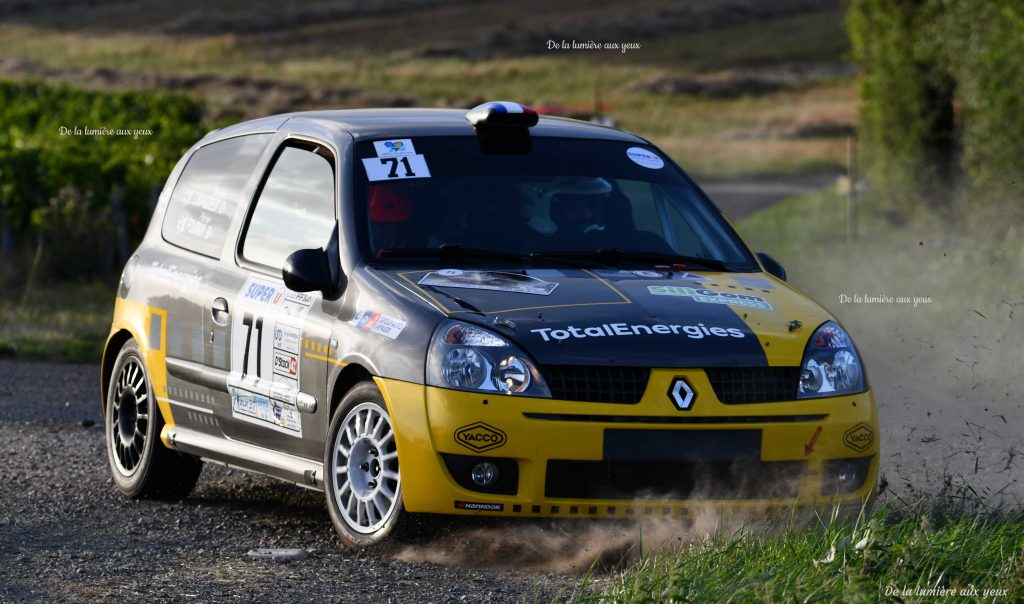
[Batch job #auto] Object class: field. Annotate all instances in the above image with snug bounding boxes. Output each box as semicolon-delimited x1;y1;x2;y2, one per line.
0;0;855;177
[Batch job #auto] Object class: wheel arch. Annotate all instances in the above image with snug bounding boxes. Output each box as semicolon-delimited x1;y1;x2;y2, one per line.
329;363;374;426
101;329;136;414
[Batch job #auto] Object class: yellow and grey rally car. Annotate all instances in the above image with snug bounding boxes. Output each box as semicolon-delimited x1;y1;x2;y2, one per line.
102;101;878;547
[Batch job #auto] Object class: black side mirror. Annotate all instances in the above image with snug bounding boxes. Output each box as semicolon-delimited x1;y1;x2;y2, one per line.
756;252;787;282
283;247;345;300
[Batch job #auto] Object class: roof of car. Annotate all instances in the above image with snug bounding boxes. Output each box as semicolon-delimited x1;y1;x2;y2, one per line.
206;108;649;145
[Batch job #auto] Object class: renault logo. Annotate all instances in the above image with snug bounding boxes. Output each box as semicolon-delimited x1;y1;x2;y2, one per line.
668;378;695;410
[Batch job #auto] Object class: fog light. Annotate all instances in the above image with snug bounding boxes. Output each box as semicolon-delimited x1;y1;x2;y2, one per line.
821;457;873;495
470;461;500;487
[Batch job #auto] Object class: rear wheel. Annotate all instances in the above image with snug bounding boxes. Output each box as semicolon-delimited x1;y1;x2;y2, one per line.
105;339;202;499
324;382;417;548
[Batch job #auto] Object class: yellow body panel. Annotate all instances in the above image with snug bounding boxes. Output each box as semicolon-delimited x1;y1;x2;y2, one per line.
378;374;878;518
104;298;173;441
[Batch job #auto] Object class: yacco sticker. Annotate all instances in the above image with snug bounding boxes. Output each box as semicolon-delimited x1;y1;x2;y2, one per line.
648;285;773;311
419;270;558;296
455;422;507;452
531;322;746;342
626;147;665;169
229;386;302;437
362;155;431;182
373;139;416;157
843;423;874;452
455;501;504;512
350;310;407;340
632;270;663;278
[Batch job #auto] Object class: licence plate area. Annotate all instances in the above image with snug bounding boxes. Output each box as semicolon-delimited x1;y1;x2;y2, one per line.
545;429;803;500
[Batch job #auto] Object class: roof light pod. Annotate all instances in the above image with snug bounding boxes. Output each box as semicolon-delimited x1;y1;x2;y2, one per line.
466;101;539;129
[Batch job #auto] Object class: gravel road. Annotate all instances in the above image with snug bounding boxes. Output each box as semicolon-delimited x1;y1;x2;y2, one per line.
0;361;580;603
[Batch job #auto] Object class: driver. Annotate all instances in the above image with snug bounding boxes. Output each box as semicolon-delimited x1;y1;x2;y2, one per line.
369;183;412;257
548;177;613;244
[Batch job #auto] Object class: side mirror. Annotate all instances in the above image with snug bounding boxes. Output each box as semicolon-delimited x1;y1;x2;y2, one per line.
756;252;787;282
283;247;345;300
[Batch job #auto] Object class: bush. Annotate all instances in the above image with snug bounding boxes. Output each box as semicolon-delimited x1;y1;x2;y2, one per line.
846;0;1024;226
0;80;207;281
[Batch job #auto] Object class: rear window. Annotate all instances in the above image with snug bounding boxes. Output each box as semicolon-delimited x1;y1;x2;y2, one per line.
162;134;271;258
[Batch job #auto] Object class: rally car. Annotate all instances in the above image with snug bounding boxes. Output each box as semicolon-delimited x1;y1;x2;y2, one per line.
102;101;878;547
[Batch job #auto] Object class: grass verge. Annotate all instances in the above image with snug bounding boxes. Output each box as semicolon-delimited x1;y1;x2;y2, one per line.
575;502;1024;602
0;279;114;364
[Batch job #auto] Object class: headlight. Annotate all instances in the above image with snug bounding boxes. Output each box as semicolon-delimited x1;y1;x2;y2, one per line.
797;321;866;399
427;320;551;397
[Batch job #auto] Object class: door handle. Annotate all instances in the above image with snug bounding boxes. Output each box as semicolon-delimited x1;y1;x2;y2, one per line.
211;297;230;326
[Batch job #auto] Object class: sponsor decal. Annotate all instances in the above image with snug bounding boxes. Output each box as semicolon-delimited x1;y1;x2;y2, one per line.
843;423;874;452
626;146;665;169
229;386;302;436
350;310;407;340
804;425;823;456
454;501;504;512
373;139;416;156
455;422;507;453
648;285;774;311
530;322;746;342
668;378;695;410
632;270;663;278
272;350;298;377
149;261;203;292
419;270;558;296
677;272;709;281
734;276;775;290
273;324;301;355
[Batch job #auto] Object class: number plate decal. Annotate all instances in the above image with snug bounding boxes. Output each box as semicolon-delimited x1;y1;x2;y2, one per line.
362;154;431;181
227;276;317;437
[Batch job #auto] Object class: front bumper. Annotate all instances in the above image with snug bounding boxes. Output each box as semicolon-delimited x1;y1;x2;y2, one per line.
376;370;878;519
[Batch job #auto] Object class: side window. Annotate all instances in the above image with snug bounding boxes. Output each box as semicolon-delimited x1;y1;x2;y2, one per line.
241;144;336;270
162;134;271;258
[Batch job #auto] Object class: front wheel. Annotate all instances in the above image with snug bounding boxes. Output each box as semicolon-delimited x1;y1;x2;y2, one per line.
324;382;416;548
105;339;202;499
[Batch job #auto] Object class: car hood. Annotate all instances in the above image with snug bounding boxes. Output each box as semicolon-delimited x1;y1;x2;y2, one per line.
379;267;833;367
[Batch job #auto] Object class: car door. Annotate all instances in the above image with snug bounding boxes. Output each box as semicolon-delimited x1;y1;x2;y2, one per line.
213;139;339;458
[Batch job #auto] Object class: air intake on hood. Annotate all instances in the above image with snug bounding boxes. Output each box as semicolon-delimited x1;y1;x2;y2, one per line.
542;366;650;404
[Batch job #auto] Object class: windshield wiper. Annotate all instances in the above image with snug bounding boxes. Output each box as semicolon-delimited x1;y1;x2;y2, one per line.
530;248;730;271
379;244;524;262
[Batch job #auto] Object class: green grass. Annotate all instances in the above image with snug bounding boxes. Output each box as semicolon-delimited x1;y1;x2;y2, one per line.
0;279;115;364
576;504;1024;602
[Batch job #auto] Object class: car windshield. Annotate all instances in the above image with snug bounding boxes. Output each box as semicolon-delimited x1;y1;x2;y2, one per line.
354;137;758;271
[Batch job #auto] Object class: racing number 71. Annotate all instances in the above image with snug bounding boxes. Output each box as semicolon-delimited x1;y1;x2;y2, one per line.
241;312;264;378
380;157;416;178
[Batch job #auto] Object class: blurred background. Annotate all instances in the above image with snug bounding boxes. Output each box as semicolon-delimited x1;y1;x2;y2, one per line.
0;0;1021;502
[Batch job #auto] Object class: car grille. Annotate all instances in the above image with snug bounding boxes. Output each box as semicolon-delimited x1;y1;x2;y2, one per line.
705;367;801;404
542;366;649;404
545;459;804;500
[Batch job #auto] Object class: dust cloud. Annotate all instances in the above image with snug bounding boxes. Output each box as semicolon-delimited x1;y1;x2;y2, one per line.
393;510;735;573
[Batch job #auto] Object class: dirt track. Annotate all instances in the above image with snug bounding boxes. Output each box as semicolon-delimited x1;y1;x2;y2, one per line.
0;361;579;603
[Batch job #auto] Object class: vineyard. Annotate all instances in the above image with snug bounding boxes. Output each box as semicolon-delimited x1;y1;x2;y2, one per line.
0;81;206;281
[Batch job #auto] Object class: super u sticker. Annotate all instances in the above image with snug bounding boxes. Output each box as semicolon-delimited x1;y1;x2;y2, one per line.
363;155;431;181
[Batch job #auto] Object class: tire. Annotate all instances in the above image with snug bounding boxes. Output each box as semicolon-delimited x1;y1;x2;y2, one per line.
105;339;202;499
324;381;418;548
